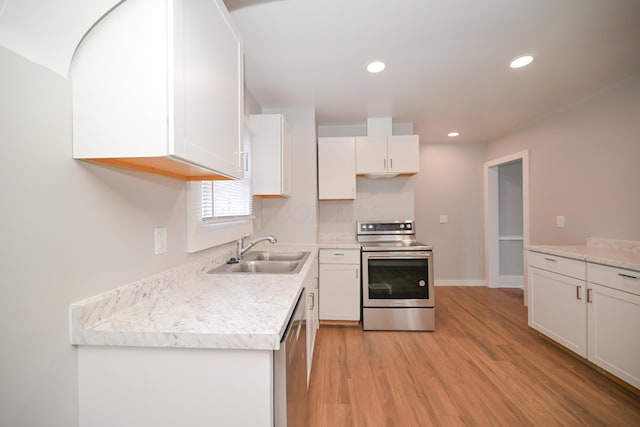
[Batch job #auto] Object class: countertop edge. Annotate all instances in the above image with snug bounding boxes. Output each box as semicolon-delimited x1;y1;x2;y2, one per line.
72;330;280;351
526;244;640;272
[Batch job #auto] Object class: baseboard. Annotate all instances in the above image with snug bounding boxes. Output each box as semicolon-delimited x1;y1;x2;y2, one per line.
435;280;486;287
493;275;524;288
320;320;360;327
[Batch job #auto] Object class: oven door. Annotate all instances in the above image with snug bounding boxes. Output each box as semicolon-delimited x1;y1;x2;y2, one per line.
362;250;434;308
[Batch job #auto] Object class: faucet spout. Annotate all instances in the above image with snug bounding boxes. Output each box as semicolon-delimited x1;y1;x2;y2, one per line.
237;235;278;260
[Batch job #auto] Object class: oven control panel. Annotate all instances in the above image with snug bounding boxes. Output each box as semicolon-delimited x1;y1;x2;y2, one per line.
357;220;414;234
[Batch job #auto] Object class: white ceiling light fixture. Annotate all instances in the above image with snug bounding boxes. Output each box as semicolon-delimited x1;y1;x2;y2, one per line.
510;55;534;69
448;131;460;137
367;61;386;73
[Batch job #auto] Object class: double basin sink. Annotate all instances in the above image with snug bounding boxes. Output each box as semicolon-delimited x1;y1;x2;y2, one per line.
208;251;310;274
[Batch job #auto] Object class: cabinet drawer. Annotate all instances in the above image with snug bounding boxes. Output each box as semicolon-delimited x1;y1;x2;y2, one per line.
527;251;586;280
587;263;640;296
319;248;360;264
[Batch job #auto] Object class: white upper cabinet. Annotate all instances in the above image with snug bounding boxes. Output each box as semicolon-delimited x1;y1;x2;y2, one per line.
71;0;244;180
318;137;356;200
356;135;419;176
250;114;291;197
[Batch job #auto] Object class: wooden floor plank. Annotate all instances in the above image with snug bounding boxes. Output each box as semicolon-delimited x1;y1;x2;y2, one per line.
307;286;640;427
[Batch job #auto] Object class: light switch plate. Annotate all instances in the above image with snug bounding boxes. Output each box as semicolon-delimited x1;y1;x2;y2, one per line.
154;227;167;254
556;216;565;228
439;215;449;224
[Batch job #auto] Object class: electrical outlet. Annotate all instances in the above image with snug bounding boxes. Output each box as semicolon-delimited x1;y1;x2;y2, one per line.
154;228;167;254
556;216;565;228
439;215;449;224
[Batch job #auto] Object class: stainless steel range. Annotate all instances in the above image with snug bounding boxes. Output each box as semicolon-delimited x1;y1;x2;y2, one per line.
357;220;435;331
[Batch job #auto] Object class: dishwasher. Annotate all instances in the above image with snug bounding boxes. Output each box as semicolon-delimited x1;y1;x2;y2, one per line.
274;289;307;427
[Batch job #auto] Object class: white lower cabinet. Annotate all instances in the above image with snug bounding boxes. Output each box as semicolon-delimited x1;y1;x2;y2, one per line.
586;264;640;389
319;248;361;321
528;250;640;389
529;265;587;357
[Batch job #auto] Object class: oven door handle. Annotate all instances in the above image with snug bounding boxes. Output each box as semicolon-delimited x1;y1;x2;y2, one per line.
365;253;431;260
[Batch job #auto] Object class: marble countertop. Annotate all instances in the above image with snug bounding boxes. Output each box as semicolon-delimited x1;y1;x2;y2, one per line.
527;238;640;272
70;245;317;351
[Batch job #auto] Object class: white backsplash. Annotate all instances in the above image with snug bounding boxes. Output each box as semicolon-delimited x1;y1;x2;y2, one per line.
71;244;234;334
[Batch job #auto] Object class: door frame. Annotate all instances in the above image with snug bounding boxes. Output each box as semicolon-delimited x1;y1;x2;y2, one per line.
483;150;530;304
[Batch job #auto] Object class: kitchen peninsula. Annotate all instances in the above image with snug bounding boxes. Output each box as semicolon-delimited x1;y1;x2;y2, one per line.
71;244;317;427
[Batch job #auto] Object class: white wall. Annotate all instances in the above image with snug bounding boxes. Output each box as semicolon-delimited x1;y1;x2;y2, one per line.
486;73;640;244
258;107;318;243
414;143;487;284
0;46;234;427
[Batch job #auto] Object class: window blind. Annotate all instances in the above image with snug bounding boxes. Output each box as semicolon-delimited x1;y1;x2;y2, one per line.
201;175;252;221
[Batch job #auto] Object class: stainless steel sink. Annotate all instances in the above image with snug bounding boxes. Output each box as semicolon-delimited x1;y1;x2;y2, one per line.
207;251;310;274
244;251;308;261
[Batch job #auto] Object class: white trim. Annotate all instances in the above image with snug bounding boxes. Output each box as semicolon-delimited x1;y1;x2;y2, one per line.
186;181;253;253
435;280;486;287
483;150;530;304
496;275;524;288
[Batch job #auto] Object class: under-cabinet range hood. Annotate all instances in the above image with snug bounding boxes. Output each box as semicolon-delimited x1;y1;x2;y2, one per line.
364;172;399;179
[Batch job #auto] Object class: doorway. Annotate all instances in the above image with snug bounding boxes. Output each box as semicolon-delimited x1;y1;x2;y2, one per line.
484;150;530;305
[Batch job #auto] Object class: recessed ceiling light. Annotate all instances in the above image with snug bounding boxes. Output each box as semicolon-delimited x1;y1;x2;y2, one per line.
367;61;386;73
510;55;534;69
448;132;460;137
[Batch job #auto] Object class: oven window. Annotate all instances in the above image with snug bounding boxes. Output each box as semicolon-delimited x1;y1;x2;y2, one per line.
367;258;429;299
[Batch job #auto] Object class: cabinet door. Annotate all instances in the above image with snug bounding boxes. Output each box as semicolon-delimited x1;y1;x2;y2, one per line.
319;263;360;321
387;135;419;174
528;267;587;357
71;0;244;180
587;283;640;389
178;0;244;179
318;137;356;199
72;0;170;159
251;114;290;196
356;136;387;174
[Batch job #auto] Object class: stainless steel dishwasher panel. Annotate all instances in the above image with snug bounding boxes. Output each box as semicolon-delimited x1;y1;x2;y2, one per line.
274;289;307;427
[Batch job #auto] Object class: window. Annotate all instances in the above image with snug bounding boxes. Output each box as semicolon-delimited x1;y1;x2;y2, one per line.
201;167;252;222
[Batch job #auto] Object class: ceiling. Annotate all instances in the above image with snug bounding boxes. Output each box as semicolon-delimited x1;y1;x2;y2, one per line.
225;0;640;143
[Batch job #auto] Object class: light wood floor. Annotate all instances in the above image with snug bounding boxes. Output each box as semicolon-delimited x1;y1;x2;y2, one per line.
306;286;640;427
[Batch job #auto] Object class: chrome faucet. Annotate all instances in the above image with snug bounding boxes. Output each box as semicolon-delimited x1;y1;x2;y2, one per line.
236;234;278;260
